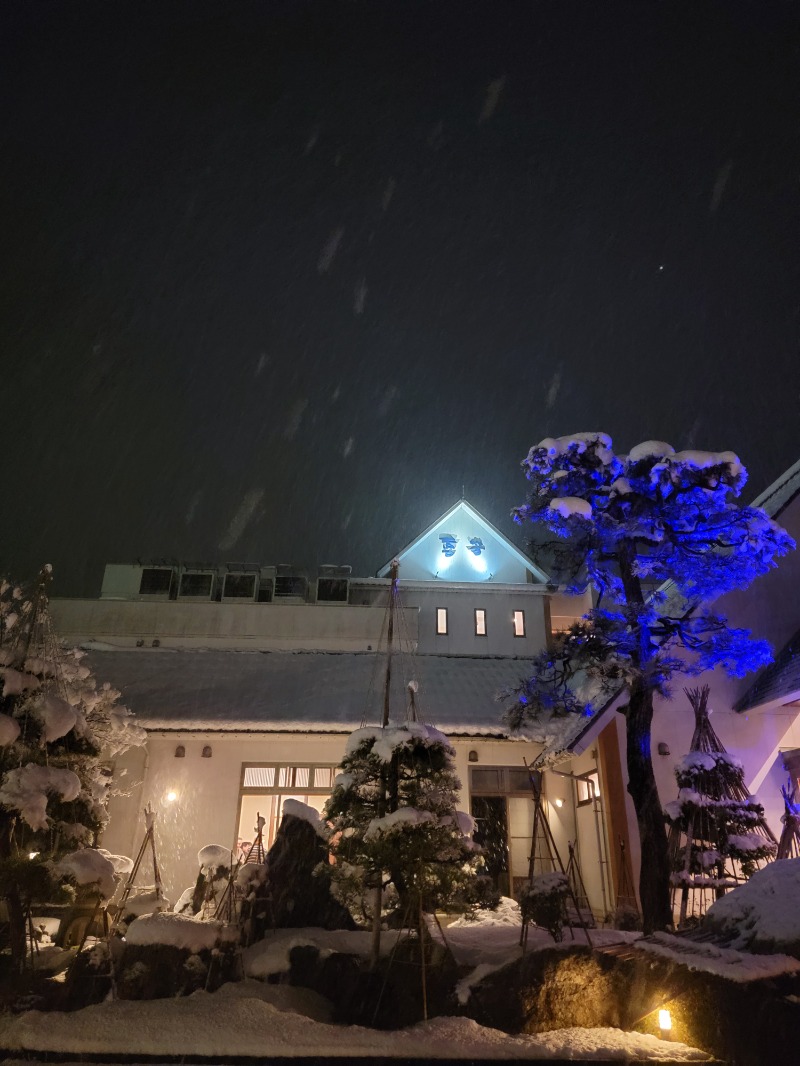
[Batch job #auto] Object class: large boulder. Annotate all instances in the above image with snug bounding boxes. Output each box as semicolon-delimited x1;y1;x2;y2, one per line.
115;912;239;999
461;942;800;1066
262;806;355;931
703;858;800;957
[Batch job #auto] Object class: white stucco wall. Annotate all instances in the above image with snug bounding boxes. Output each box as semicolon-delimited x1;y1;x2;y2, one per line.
101;731;592;906
50;598;418;653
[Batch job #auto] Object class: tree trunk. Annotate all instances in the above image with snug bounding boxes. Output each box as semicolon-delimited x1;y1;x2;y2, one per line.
5;886;28;973
625;682;672;933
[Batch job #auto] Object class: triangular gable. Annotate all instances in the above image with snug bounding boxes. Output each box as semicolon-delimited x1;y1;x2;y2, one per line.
376;499;549;584
750;455;800;521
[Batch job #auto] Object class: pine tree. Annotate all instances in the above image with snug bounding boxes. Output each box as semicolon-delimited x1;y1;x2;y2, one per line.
665;686;777;925
504;434;793;932
323;721;486;934
0;567;145;970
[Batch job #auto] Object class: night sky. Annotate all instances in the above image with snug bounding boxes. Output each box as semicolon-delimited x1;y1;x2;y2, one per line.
2;0;799;597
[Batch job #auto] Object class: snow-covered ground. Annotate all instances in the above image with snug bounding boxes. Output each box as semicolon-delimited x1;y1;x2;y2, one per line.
0;903;714;1061
1;982;709;1061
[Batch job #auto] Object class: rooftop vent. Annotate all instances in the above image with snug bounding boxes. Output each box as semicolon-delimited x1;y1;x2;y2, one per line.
178;565;217;600
317;564;351;603
222;563;260;603
275;564;308;601
138;565;177;600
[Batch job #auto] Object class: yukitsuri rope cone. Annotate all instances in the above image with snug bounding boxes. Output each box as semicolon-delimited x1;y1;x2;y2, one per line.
665;686;777;927
776;780;800;860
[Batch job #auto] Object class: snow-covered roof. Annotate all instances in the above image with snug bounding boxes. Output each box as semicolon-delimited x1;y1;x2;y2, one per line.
83;647;569;742
750;455;800;520
734;626;800;712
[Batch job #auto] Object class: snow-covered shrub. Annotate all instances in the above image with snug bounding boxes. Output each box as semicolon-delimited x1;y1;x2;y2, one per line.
0;568;145;969
324;722;486;925
518;873;569;942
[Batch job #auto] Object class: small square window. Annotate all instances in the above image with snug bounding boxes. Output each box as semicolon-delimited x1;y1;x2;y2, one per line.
513;610;526;637
576;771;601;806
436;607;448;635
475;608;487;636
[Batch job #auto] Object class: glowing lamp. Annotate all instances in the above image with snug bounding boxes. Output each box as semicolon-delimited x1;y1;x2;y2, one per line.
28;852;39;860
658;1009;672;1038
166;790;178;803
554;798;564;808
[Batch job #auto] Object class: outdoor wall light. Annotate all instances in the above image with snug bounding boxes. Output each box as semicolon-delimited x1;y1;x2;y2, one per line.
657;742;670;757
201;745;212;758
554;798;564;808
28;852;39;860
658;1009;672;1039
468;750;479;762
166;791;178;803
174;745;185;758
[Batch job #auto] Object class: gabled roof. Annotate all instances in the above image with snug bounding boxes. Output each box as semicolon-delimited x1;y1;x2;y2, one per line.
84;647;577;748
734;626;800;713
750;456;800;520
376;498;550;583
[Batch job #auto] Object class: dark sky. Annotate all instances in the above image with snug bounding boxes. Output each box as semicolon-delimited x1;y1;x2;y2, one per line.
2;0;799;596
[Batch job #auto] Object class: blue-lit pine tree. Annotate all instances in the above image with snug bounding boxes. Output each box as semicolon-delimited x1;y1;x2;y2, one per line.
504;434;794;932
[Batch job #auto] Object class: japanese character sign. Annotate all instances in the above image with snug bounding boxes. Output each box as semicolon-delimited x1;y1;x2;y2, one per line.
467;537;485;556
439;534;458;557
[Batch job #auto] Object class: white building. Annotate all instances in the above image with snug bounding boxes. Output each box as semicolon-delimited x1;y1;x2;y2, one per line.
51;461;800;922
51;499;633;917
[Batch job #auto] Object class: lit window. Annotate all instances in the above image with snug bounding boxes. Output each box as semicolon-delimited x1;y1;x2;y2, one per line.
576;771;601;806
436;608;448;635
513;610;525;637
475;608;486;636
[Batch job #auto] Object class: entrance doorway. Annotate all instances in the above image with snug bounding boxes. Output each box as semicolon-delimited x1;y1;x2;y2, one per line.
470;795;510;898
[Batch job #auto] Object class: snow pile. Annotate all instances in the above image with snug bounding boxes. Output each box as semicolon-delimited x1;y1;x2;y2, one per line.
197;844;231;872
0;763;81;830
0;712;20;746
98;849;134;876
628;441;675;462
520;872;569;898
1;666;41;696
536;432;615;466
236;862;268;892
245;936;320;979
125;911;235;953
344;721;454;763
449;895;521;928
548;497;593;520
638;931;800;983
1;990;709;1060
123;887;169;918
364;806;436;840
54;848;118;900
702;858;800;957
35;693;78;742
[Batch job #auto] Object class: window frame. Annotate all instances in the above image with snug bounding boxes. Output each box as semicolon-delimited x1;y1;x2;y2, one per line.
576;770;601;807
512;609;526;638
474;607;487;636
436;607;448;635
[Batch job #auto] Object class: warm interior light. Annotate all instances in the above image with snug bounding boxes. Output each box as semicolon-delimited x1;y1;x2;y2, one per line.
166;790;177;803
28;852;39;860
658;1009;672;1033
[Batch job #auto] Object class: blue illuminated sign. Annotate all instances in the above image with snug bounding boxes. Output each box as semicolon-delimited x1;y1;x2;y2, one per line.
439;534;458;557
